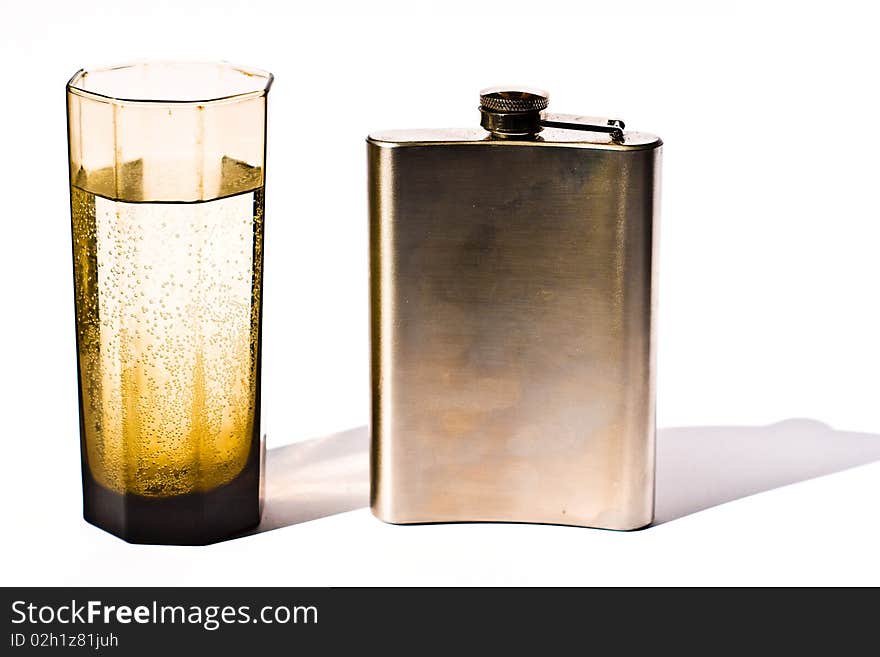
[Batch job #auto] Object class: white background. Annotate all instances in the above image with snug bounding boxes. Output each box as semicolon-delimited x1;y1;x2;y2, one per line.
1;0;879;586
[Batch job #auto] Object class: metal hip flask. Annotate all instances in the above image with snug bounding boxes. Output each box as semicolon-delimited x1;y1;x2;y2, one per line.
368;88;661;530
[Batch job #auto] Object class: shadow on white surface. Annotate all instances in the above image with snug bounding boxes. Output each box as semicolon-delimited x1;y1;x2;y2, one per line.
251;419;880;532
253;426;369;533
655;419;880;524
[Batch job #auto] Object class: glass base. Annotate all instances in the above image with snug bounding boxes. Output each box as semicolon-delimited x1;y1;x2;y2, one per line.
81;453;262;546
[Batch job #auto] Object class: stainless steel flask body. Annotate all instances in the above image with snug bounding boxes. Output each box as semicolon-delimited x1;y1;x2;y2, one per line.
368;100;661;530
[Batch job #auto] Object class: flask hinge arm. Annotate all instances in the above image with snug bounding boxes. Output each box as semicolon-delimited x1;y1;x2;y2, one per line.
539;113;626;142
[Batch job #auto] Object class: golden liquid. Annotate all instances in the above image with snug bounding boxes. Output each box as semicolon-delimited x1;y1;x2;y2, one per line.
71;164;264;497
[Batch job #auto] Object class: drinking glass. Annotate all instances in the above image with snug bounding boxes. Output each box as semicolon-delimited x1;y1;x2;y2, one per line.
67;61;272;544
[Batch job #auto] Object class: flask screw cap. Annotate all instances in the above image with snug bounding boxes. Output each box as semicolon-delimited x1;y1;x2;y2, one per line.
479;87;549;138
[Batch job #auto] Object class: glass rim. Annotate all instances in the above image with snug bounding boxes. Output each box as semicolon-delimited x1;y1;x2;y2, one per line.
66;60;274;106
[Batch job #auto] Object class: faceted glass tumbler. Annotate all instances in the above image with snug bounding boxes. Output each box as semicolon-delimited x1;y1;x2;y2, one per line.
67;62;272;544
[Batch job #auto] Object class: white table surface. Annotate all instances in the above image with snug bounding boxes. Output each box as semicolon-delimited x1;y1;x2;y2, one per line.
5;420;880;587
